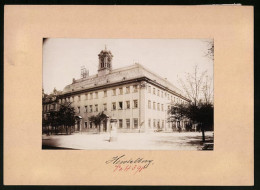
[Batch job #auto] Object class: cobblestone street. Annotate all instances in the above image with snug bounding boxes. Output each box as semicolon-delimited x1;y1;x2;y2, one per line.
42;131;214;150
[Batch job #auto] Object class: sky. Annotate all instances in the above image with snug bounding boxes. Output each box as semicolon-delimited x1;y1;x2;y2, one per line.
43;39;213;94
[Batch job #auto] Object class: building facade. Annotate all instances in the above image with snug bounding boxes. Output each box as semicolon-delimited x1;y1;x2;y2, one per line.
43;48;190;133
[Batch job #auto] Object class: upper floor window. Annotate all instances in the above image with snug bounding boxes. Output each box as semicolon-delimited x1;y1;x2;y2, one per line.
126;86;130;94
157;103;160;111
133;100;138;108
118;102;123;109
161;104;164;111
78;95;81;101
95;92;98;99
157;89;160;96
103;103;107;111
85;106;88;112
161;91;164;98
95;104;98;112
85;93;88;100
126;101;130;109
119;88;123;95
148;86;151;93
78;106;80;113
153;102;156;110
133;85;138;93
104;90;107;97
89;105;93;112
112;89;116;96
90;93;93;99
148;100;151;109
148;119;151;128
153;88;156;95
112;102;116;110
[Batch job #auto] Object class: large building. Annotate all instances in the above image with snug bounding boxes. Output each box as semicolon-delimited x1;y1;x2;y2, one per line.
43;47;190;133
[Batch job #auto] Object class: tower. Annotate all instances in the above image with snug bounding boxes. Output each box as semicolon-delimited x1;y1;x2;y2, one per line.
98;45;113;76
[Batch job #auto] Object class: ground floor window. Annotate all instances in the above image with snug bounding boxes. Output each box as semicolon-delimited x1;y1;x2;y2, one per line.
90;122;93;128
126;119;130;128
84;122;88;128
119;119;123;128
133;118;138;128
162;120;164;128
157;119;160;129
153;119;156;128
148;119;151;128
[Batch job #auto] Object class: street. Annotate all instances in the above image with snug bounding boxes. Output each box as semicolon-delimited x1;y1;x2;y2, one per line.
42;131;214;150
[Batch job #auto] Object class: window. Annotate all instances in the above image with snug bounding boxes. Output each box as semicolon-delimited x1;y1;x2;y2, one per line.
153;88;156;94
126;101;130;109
133;118;138;128
78;95;81;101
148;119;151;128
119;102;123;109
157;103;160;111
78;107;80;113
104;90;107;97
119;88;123;95
95;92;98;99
112;102;116;110
148;86;151;93
168;105;170;110
126;86;130;94
90;122;93;128
157;120;160;128
103;103;107;111
153;102;156;110
153;119;156;128
162;120;164;128
119;119;123;128
157;89;160;96
95;104;98;112
112;89;116;96
85;93;88;100
84;122;88;128
126;119;130;128
133;100;138;108
90;93;93;99
168;94;170;100
89;105;93;112
133;85;138;92
148;100;151;109
171;95;173;101
161;91;163;98
161;104;164;111
85;106;88;112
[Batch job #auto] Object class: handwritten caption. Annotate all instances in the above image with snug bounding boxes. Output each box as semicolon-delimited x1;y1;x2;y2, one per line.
105;155;154;174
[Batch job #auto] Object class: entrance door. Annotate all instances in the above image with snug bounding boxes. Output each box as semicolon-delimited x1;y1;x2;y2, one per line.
77;120;80;131
103;120;107;132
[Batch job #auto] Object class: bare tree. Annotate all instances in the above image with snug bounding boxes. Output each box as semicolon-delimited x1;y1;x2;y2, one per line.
202;75;213;104
205;40;214;61
179;64;207;106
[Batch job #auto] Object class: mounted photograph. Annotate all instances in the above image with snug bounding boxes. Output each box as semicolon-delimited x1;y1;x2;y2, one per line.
42;39;214;150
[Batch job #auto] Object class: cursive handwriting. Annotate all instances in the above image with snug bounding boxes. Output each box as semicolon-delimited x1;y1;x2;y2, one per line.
105;155;154;174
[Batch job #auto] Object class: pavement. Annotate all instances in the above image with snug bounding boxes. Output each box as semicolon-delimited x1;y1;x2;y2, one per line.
42;131;214;150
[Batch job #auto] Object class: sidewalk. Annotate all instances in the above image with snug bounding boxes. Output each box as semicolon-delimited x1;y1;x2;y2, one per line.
42;131;214;150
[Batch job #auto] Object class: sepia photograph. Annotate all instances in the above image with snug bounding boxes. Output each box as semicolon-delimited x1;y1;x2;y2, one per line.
42;38;214;150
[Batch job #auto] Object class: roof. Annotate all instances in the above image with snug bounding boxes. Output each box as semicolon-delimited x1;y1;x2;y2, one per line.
62;63;184;97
